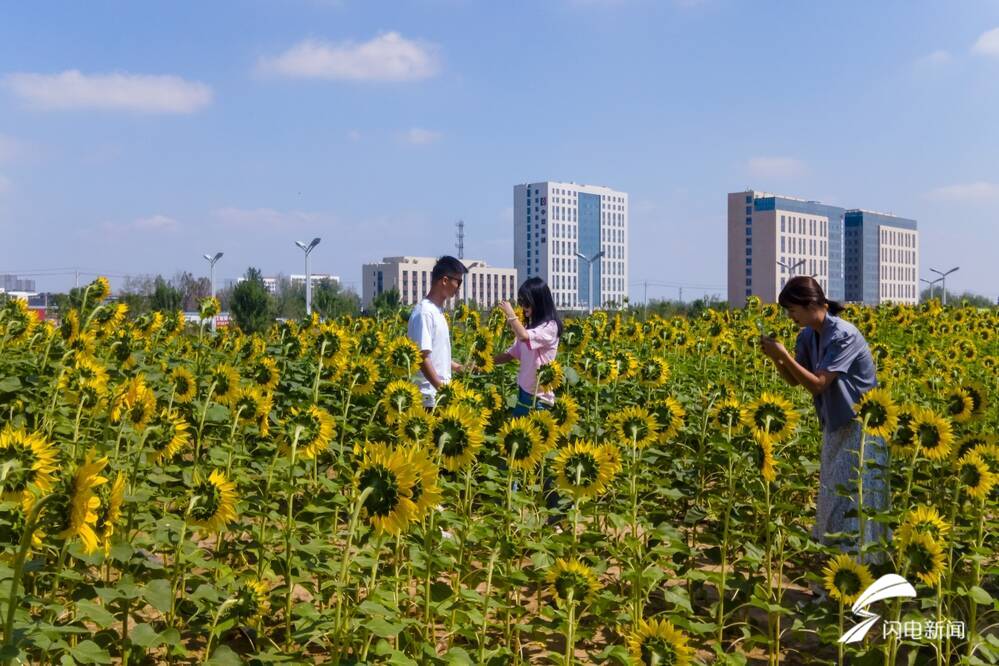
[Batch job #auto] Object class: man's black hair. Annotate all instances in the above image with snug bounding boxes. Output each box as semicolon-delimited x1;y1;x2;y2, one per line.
517;277;563;337
431;256;468;283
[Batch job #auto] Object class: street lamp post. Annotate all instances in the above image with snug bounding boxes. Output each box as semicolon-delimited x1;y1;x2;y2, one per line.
295;238;321;316
929;266;959;306
202;252;223;332
777;258;806;277
920;277;941;302
575;250;605;314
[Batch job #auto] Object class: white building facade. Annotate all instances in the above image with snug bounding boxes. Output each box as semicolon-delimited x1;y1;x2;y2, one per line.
514;181;628;310
361;257;517;309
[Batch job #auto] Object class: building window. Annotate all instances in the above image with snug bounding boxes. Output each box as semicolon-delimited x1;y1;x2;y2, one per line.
745;195;752;204
745;206;752;215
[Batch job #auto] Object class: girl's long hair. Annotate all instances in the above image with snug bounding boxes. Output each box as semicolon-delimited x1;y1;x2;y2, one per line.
517;277;563;337
777;275;844;315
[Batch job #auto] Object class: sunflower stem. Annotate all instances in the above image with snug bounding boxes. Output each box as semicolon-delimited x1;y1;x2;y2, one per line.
856;414;869;563
333;486;373;651
477;548;499;662
565;588;576;666
966;497;986;660
283;428;301;652
1;493;56;663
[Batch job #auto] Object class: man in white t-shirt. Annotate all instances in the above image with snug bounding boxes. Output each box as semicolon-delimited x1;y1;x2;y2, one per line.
407;256;469;408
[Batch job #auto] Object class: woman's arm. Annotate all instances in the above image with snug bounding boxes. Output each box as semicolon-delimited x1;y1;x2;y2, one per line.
773;356;800;386
772;346;838;396
493;351;514;365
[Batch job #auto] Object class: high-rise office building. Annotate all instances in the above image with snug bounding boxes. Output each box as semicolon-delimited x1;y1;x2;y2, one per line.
844;210;918;304
514;181;628;310
727;190;918;306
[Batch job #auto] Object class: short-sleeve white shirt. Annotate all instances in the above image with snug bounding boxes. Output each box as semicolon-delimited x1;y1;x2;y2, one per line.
407;298;452;407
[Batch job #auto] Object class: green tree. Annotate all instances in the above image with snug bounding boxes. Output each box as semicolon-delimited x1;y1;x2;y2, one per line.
312;279;360;319
231;267;272;334
270;276;307;320
149;276;183;312
370;287;402;316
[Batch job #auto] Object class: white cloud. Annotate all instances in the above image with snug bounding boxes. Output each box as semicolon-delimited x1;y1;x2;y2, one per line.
258;32;440;81
134;214;179;231
972;27;999;56
403;128;442;145
915;49;953;68
747;156;807;179
347;129;362;141
2;70;213;113
925;181;999;202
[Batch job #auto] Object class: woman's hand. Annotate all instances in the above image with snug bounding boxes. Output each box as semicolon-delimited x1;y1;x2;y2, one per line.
759;335;787;360
498;300;516;319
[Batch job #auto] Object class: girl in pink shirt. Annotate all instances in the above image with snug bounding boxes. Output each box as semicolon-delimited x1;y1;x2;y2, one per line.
494;277;562;415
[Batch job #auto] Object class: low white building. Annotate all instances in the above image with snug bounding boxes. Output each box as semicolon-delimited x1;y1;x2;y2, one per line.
254;274;340;294
361;257;517;309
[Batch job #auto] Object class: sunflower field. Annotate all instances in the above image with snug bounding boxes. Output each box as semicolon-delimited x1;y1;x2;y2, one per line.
0;279;997;665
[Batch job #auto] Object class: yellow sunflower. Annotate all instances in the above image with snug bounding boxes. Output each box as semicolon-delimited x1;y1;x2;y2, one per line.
609;406;660;450
560;320;589;352
758;440;777;483
554;441;616;501
46;453;109;555
383;336;422;378
189;470;238;532
229;578;270;624
897;505;950;545
549;394;580;436
536;360;564;395
110;375;157;431
528;410;560;451
652;397;687;443
397;407;436;447
637;357;671;387
199;296;221;320
899;533;946;587
546;558;601;608
710;398;743;432
383;380;424;424
0;428;58;503
912;409;954;461
286;405;336;461
956;452;996;501
89;276;111;301
59;353;110;407
943;387;974;424
854;388;899;438
169;366;197;404
432;405;484;472
402;446;442;521
822;554;874;604
610;350;639;380
577;349;618;385
247;356;280;392
597;442;623;478
741;392;799;445
209;364;241;406
95;472;126;555
346;357;379;397
314;321;355;360
150;410;191;464
356;443;417;535
496;417;547;471
233;386;273;436
627;617;694;666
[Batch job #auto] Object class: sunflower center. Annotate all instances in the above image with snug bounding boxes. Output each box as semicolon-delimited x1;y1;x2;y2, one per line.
564;453;599;487
555;572;589;601
905;542;933;574
833;569;862;596
190;481;222;521
622;417;649;442
947;395;969;417
960;463;982;489
754;404;787;433
862;402;888;427
640;638;681;665
436;420;470;458
1;446;38;493
917;423;942;449
503;429;534;461
717;406;740;427
359;465;400;517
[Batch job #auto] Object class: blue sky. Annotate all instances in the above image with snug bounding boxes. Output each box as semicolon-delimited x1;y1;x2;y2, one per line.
2;0;998;301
